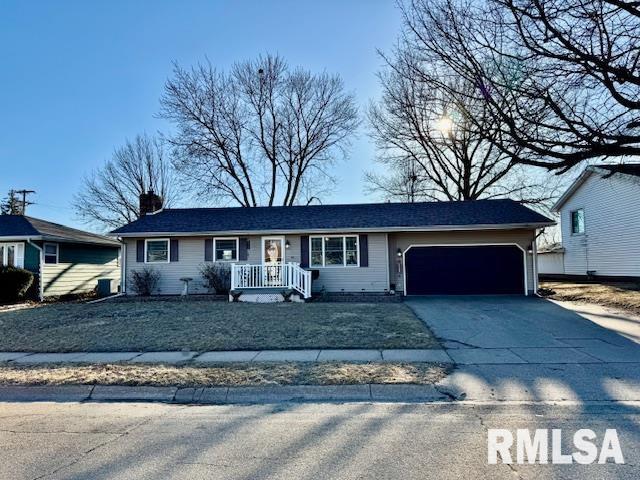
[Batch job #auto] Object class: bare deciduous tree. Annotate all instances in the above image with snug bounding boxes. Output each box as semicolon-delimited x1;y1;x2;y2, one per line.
366;46;564;207
159;54;359;206
395;0;640;172
73;134;177;230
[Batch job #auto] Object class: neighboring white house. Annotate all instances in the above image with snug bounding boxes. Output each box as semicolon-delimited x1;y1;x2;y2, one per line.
551;164;640;279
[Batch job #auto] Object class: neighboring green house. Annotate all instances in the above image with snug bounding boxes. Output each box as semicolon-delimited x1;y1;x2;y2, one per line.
0;215;121;299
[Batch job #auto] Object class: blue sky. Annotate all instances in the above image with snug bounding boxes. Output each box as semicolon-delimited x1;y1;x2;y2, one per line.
0;0;402;230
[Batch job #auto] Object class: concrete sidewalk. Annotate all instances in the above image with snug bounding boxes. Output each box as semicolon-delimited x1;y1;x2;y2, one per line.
0;349;452;364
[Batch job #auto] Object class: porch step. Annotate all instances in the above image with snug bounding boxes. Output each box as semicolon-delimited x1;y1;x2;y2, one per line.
229;288;306;303
233;288;290;294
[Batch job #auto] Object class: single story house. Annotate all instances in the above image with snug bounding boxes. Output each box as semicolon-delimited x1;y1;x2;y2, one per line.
551;163;640;280
110;198;554;299
0;215;121;299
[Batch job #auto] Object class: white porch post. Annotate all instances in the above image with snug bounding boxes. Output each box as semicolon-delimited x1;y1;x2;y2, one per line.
231;263;236;290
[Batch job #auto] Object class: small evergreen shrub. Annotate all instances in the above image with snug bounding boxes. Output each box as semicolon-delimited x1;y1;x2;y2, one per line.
129;267;160;296
200;263;232;294
0;267;34;302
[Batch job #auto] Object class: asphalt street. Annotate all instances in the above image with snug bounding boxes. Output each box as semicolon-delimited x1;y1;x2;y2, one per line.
0;401;638;479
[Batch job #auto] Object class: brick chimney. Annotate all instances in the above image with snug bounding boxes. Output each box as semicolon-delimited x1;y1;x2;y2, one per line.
139;190;163;216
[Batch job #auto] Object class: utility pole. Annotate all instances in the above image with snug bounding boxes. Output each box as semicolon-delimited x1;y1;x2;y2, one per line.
14;189;35;215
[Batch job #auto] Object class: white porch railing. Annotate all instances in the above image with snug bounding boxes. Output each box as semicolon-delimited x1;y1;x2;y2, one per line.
231;262;312;299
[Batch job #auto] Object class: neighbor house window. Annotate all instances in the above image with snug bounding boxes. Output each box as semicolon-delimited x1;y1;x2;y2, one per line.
310;235;358;267
571;209;585;234
0;243;24;268
43;243;58;264
214;238;238;261
145;239;169;263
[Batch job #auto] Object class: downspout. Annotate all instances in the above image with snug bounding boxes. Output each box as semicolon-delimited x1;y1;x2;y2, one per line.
533;228;546;295
26;238;44;301
118;237;126;294
532;237;539;294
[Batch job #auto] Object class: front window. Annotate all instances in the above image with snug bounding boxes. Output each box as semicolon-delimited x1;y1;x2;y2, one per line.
44;243;58;264
215;238;238;261
145;239;169;263
324;237;344;266
311;237;323;267
0;243;23;268
571;209;585;234
310;235;359;267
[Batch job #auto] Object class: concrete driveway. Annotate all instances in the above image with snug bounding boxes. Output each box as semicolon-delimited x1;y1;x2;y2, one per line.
405;296;640;402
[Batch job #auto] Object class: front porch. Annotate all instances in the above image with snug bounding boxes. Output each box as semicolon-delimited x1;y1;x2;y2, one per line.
230;262;312;302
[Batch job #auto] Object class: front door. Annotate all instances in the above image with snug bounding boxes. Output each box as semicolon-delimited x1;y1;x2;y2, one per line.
262;237;285;286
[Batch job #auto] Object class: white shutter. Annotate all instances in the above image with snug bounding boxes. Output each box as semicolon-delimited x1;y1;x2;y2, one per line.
15;243;25;269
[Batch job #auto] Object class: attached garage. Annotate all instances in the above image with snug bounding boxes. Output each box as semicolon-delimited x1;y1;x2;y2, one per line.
404;244;526;295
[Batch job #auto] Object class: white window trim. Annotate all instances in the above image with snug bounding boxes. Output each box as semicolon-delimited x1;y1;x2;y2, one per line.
570;208;586;236
309;235;359;268
144;238;170;264
0;242;24;268
213;237;240;262
43;243;59;265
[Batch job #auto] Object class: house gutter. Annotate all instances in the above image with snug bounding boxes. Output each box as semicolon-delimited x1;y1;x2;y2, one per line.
1;235;43;241
108;222;556;238
26;238;44;301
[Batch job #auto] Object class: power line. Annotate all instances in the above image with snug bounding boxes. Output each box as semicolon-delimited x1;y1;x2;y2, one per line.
33;202;73;211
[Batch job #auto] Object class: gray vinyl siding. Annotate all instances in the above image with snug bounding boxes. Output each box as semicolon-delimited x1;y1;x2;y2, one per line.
125;230;538;295
388;229;537;294
125;236;250;295
560;172;640;277
124;233;390;295
125;235;283;295
304;233;389;293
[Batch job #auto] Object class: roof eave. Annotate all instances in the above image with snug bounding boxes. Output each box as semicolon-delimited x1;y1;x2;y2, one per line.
551;167;595;212
0;235;43;241
39;235;121;247
109;221;555;238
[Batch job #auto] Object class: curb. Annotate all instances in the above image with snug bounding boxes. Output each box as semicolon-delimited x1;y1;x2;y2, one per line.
0;349;453;364
0;384;450;404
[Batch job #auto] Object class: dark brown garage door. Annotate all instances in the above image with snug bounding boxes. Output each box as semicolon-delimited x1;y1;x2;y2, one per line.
405;245;525;295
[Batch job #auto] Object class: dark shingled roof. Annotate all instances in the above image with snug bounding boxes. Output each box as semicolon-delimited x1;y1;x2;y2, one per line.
0;215;120;246
597;163;640;178
110;199;554;235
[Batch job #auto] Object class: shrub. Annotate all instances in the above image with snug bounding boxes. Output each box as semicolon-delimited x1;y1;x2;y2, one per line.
537;287;555;297
281;289;294;302
0;267;34;302
201;263;232;294
129;267;160;296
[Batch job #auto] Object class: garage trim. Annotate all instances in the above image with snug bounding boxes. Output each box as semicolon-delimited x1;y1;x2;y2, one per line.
402;243;528;296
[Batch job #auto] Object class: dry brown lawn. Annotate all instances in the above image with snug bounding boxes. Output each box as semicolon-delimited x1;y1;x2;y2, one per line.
0;300;440;352
541;281;640;314
0;362;451;387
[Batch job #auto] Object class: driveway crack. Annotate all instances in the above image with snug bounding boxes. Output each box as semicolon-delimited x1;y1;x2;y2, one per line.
439;337;479;349
472;409;524;479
